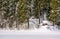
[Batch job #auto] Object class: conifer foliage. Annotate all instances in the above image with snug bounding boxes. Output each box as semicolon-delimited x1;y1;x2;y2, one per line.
0;0;60;29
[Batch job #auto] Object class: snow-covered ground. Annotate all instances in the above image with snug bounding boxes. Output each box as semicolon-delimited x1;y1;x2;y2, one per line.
0;25;60;39
0;26;60;35
0;17;60;39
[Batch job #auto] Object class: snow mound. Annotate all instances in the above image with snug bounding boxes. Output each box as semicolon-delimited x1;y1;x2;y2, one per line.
39;20;60;31
40;20;53;26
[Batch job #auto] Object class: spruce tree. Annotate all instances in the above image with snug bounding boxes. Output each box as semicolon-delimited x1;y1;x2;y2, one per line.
48;0;59;26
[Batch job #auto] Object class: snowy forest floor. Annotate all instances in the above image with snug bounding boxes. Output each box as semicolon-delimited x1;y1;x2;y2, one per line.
0;17;60;39
0;17;60;32
0;26;60;39
0;25;60;34
0;21;60;39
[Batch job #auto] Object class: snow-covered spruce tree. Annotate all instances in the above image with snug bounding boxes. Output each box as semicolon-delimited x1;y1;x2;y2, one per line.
48;0;59;26
13;0;19;29
2;0;14;29
8;0;15;29
1;0;10;28
18;0;30;29
8;0;18;29
0;0;3;28
2;0;19;29
8;0;19;29
34;0;39;18
56;0;60;26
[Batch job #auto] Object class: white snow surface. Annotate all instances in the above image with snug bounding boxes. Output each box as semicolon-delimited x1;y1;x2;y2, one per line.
0;26;60;39
0;25;60;35
0;18;60;39
0;18;60;35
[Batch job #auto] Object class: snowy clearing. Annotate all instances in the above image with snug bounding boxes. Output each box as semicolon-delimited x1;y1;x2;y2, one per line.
0;25;60;39
0;19;60;39
0;26;60;39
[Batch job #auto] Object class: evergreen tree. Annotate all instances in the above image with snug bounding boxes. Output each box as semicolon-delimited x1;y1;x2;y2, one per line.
48;0;59;26
18;0;29;24
18;0;31;29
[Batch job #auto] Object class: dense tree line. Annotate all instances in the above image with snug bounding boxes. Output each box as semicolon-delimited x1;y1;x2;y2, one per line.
48;0;60;26
0;0;60;29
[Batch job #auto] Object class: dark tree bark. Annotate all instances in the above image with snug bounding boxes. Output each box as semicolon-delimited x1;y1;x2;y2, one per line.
38;1;40;28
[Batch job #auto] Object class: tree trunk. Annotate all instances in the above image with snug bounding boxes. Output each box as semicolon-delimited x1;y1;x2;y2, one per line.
38;1;40;28
28;18;29;29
